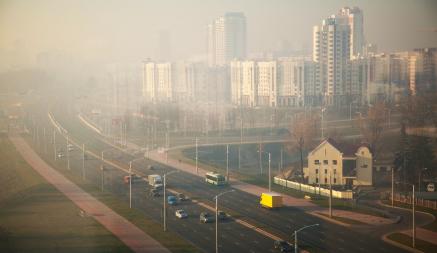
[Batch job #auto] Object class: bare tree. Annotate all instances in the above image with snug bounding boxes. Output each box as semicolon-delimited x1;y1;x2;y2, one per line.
357;101;387;159
286;112;317;182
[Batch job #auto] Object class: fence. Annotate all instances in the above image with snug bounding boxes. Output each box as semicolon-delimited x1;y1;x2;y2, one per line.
274;177;354;199
391;193;437;210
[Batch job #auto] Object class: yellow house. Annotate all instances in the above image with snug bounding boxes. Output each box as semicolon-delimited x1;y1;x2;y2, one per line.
304;138;373;187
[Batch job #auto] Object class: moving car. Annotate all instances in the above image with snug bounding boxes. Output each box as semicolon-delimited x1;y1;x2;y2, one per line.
175;209;188;219
167;195;177;205
274;240;293;252
177;193;189;201
217;211;228;220
149;188;160;197
199;212;214;223
123;174;142;184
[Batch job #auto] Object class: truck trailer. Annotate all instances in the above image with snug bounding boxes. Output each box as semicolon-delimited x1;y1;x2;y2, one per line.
260;192;283;209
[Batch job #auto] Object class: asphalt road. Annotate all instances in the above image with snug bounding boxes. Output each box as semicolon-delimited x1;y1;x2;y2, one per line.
27;100;409;253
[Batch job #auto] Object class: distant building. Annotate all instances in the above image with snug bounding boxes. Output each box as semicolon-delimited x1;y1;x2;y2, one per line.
208;12;247;67
142;61;173;102
304;138;373;187
409;48;437;95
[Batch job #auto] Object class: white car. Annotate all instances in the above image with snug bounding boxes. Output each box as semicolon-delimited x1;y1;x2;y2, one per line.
57;152;65;158
175;209;188;219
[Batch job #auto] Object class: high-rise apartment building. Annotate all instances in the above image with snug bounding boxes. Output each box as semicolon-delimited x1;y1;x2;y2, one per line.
339;7;365;58
313;15;351;106
208;12;246;67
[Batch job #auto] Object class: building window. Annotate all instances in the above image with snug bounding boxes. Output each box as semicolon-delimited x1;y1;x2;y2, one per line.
316;178;319;183
362;164;368;168
315;169;319;174
334;169;337;174
333;160;337;165
334;178;337;184
323;160;328;165
324;178;327;184
314;160;320;165
324;169;327;174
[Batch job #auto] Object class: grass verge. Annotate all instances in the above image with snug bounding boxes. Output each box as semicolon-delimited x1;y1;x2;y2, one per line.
0;133;132;253
23;134;199;253
387;233;437;253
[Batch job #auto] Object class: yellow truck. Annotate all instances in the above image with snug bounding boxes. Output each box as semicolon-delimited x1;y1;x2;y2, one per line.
260;192;283;209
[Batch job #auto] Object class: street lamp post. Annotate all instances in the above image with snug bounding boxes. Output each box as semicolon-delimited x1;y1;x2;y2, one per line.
396;181;416;248
66;135;70;170
214;190;235;253
53;129;57;161
321;108;326;139
294;224;319;253
163;170;179;231
269;152;271;192
226;144;229;183
82;144;85;180
329;168;333;218
195;137;198;174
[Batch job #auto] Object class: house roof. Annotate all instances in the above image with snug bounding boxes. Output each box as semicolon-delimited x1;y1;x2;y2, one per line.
314;138;371;157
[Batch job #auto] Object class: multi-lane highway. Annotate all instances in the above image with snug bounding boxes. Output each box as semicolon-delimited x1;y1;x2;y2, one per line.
26;98;408;253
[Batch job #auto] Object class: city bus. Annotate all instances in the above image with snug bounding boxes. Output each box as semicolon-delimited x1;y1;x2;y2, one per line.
205;172;226;186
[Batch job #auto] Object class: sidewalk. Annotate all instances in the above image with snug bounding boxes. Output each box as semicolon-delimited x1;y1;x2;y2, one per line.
9;133;170;253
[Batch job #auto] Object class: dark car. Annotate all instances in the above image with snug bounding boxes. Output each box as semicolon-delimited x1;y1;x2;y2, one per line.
274;240;293;252
149;188;160;197
217;211;228;220
200;212;214;223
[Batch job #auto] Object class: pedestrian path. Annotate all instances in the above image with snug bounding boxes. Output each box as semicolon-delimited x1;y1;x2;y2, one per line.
9;133;170;253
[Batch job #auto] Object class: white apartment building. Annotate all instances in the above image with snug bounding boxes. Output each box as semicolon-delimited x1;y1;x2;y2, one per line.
230;60;256;106
277;57;306;107
208;12;246;67
257;61;277;107
142;61;173;102
304;138;373;187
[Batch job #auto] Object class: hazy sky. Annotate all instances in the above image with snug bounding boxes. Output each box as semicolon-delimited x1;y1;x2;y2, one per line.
1;0;436;67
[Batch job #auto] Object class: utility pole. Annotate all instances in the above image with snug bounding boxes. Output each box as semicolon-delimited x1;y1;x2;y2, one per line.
43;127;47;153
259;143;263;174
195;137;198;174
391;167;394;207
226;144;229;183
413;184;416;248
66;135;70;170
268;153;271;192
53;129;57;160
82;144;85;180
329;168;333;218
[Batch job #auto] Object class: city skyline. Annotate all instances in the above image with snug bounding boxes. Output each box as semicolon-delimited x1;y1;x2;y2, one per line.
1;0;437;70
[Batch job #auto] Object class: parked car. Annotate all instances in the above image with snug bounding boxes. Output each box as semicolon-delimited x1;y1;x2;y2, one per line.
175;209;188;219
167;195;177;205
147;165;155;170
177;193;189;201
274;240;293;252
57;152;65;158
67;144;74;151
199;212;214;223
217;211;228;220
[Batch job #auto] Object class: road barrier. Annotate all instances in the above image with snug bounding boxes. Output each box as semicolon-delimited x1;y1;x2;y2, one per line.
274;177;354;199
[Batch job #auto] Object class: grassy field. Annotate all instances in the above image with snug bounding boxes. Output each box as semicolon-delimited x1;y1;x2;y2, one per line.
387;233;437;253
0;133;132;253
